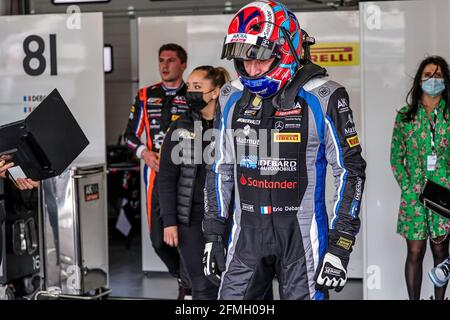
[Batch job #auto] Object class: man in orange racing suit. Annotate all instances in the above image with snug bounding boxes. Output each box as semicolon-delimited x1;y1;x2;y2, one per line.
124;43;191;298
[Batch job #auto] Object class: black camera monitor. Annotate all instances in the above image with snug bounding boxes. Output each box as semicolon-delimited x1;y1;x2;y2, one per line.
0;89;89;180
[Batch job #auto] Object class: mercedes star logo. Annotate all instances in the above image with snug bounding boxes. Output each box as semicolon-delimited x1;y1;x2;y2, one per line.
275;121;284;130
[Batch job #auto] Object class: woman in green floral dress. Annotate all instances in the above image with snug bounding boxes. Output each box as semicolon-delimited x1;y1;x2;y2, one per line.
390;56;450;300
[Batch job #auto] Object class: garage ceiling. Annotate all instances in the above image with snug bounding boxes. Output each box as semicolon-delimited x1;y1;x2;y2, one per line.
28;0;404;16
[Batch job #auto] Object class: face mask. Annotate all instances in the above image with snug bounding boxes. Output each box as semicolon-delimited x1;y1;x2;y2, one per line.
421;78;446;97
186;90;214;112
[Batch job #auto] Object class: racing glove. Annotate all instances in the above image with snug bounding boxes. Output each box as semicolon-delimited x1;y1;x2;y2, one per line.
203;235;226;287
314;230;355;293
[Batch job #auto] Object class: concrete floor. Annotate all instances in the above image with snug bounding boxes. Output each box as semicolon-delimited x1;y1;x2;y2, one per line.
108;235;363;300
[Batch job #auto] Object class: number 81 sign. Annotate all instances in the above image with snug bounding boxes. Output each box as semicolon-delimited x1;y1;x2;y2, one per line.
23;34;58;76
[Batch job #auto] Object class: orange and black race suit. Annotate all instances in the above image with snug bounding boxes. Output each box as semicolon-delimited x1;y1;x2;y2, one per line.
124;82;189;228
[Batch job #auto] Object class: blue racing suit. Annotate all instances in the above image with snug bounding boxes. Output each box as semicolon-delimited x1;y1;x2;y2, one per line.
203;67;366;300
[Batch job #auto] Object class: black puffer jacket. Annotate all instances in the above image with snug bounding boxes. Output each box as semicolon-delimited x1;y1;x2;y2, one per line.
158;110;214;226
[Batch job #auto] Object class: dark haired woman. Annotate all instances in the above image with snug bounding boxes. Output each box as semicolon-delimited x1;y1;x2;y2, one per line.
158;66;230;299
390;55;450;300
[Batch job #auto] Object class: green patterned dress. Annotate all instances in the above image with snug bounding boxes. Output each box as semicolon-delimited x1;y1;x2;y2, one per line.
390;100;450;240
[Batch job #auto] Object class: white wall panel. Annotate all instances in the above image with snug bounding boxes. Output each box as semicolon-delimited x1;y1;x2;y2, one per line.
0;13;105;165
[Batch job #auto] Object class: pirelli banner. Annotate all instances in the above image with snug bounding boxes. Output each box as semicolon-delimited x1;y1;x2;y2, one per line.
311;43;360;67
0;13;106;164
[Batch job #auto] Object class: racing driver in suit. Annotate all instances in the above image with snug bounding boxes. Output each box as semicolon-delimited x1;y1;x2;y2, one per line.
124;43;191;298
202;0;367;300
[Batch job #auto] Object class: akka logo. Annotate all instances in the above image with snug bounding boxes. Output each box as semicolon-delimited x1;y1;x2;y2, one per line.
338;99;348;108
230;33;248;43
273;133;301;143
337;98;350;113
274;108;302;117
239;175;298;189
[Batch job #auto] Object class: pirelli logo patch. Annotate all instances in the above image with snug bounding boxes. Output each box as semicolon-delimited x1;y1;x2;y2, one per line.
347;136;360;148
337;237;353;250
273;133;301;143
171;115;180;121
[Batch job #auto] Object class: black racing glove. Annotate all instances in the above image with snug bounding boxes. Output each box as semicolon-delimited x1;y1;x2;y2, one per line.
314;230;355;293
203;235;226;287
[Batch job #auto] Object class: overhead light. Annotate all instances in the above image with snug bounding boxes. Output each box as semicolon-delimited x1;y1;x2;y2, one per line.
224;1;232;13
52;0;110;4
104;45;113;74
326;2;339;9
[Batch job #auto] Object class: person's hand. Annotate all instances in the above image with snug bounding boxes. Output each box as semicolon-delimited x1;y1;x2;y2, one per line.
0;160;14;178
142;149;160;172
314;231;354;292
314;252;349;292
15;178;39;190
163;226;179;247
203;235;226;287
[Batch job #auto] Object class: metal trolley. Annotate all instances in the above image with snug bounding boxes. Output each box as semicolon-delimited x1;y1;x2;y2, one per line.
38;163;111;300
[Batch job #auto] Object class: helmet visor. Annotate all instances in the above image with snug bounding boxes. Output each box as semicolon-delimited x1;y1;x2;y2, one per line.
221;42;277;61
221;33;279;61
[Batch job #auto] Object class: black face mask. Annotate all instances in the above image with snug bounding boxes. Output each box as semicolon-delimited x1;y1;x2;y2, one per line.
186;90;213;113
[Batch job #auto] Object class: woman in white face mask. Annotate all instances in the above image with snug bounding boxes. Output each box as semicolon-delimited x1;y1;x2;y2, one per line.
390;56;450;300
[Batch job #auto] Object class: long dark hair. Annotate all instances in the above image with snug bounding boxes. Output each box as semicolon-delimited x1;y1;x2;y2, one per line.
403;55;450;121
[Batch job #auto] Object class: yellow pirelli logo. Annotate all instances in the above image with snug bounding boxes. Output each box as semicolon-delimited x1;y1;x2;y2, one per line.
310;42;359;67
273;133;301;143
171;115;180;121
347;136;360;148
